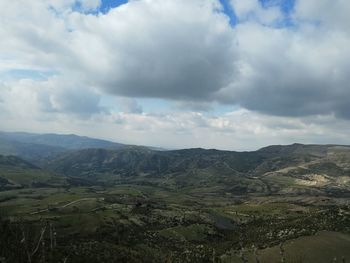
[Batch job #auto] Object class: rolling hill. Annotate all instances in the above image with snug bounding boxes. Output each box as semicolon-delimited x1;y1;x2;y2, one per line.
0;138;349;262
0;137;67;164
43;144;350;196
0;131;130;164
0;131;126;150
0;155;67;190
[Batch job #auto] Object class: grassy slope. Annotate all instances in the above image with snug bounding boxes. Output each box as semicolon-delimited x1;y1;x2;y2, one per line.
0;155;67;189
43;145;350;198
225;231;350;263
1;144;350;262
0;183;349;262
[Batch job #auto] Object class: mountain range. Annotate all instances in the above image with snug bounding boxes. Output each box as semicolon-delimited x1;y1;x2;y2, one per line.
0;131;349;197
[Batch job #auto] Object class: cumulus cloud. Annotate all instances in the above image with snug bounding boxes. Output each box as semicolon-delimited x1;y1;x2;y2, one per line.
65;0;236;101
2;0;350;118
215;0;350;119
78;0;101;11
3;101;350;150
294;0;350;33
230;0;282;24
0;77;103;118
89;110;350;150
1;0;350;149
0;0;236;101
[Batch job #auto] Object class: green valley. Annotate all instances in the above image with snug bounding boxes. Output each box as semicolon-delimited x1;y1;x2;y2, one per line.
0;133;349;262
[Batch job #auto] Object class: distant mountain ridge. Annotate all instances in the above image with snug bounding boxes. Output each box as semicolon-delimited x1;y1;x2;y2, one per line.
0;131;135;164
0;131;126;150
0;137;67;163
0;131;349;196
44;144;350;196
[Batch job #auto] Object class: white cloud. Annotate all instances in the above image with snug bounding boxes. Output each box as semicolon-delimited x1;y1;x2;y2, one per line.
294;0;350;33
0;77;102;119
217;0;350;118
79;0;101;11
1;0;350;149
2;92;350;150
65;0;235;100
90;110;350;150
230;0;282;24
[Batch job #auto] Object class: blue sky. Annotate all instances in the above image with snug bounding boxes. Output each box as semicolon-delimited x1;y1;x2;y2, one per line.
100;0;296;18
259;0;295;13
1;69;56;81
219;0;237;25
100;0;128;13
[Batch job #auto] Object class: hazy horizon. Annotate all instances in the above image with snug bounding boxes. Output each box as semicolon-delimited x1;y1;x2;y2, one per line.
2;129;350;153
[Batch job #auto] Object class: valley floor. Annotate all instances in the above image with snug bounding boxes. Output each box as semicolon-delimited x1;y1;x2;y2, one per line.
1;184;349;262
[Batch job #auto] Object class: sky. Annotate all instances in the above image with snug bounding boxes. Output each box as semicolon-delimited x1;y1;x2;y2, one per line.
1;0;350;151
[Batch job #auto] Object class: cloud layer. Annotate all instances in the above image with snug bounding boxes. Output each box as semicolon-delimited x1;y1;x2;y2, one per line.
1;0;350;149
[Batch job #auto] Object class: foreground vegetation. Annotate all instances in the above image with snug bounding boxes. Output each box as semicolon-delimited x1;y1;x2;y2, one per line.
1;184;349;262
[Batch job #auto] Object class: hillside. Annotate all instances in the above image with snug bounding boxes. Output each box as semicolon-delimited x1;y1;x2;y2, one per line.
0;155;67;190
0;132;165;165
0;137;66;163
0;131;126;150
0;143;350;262
225;231;350;263
45;147;262;176
44;144;350;196
0;131;128;164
